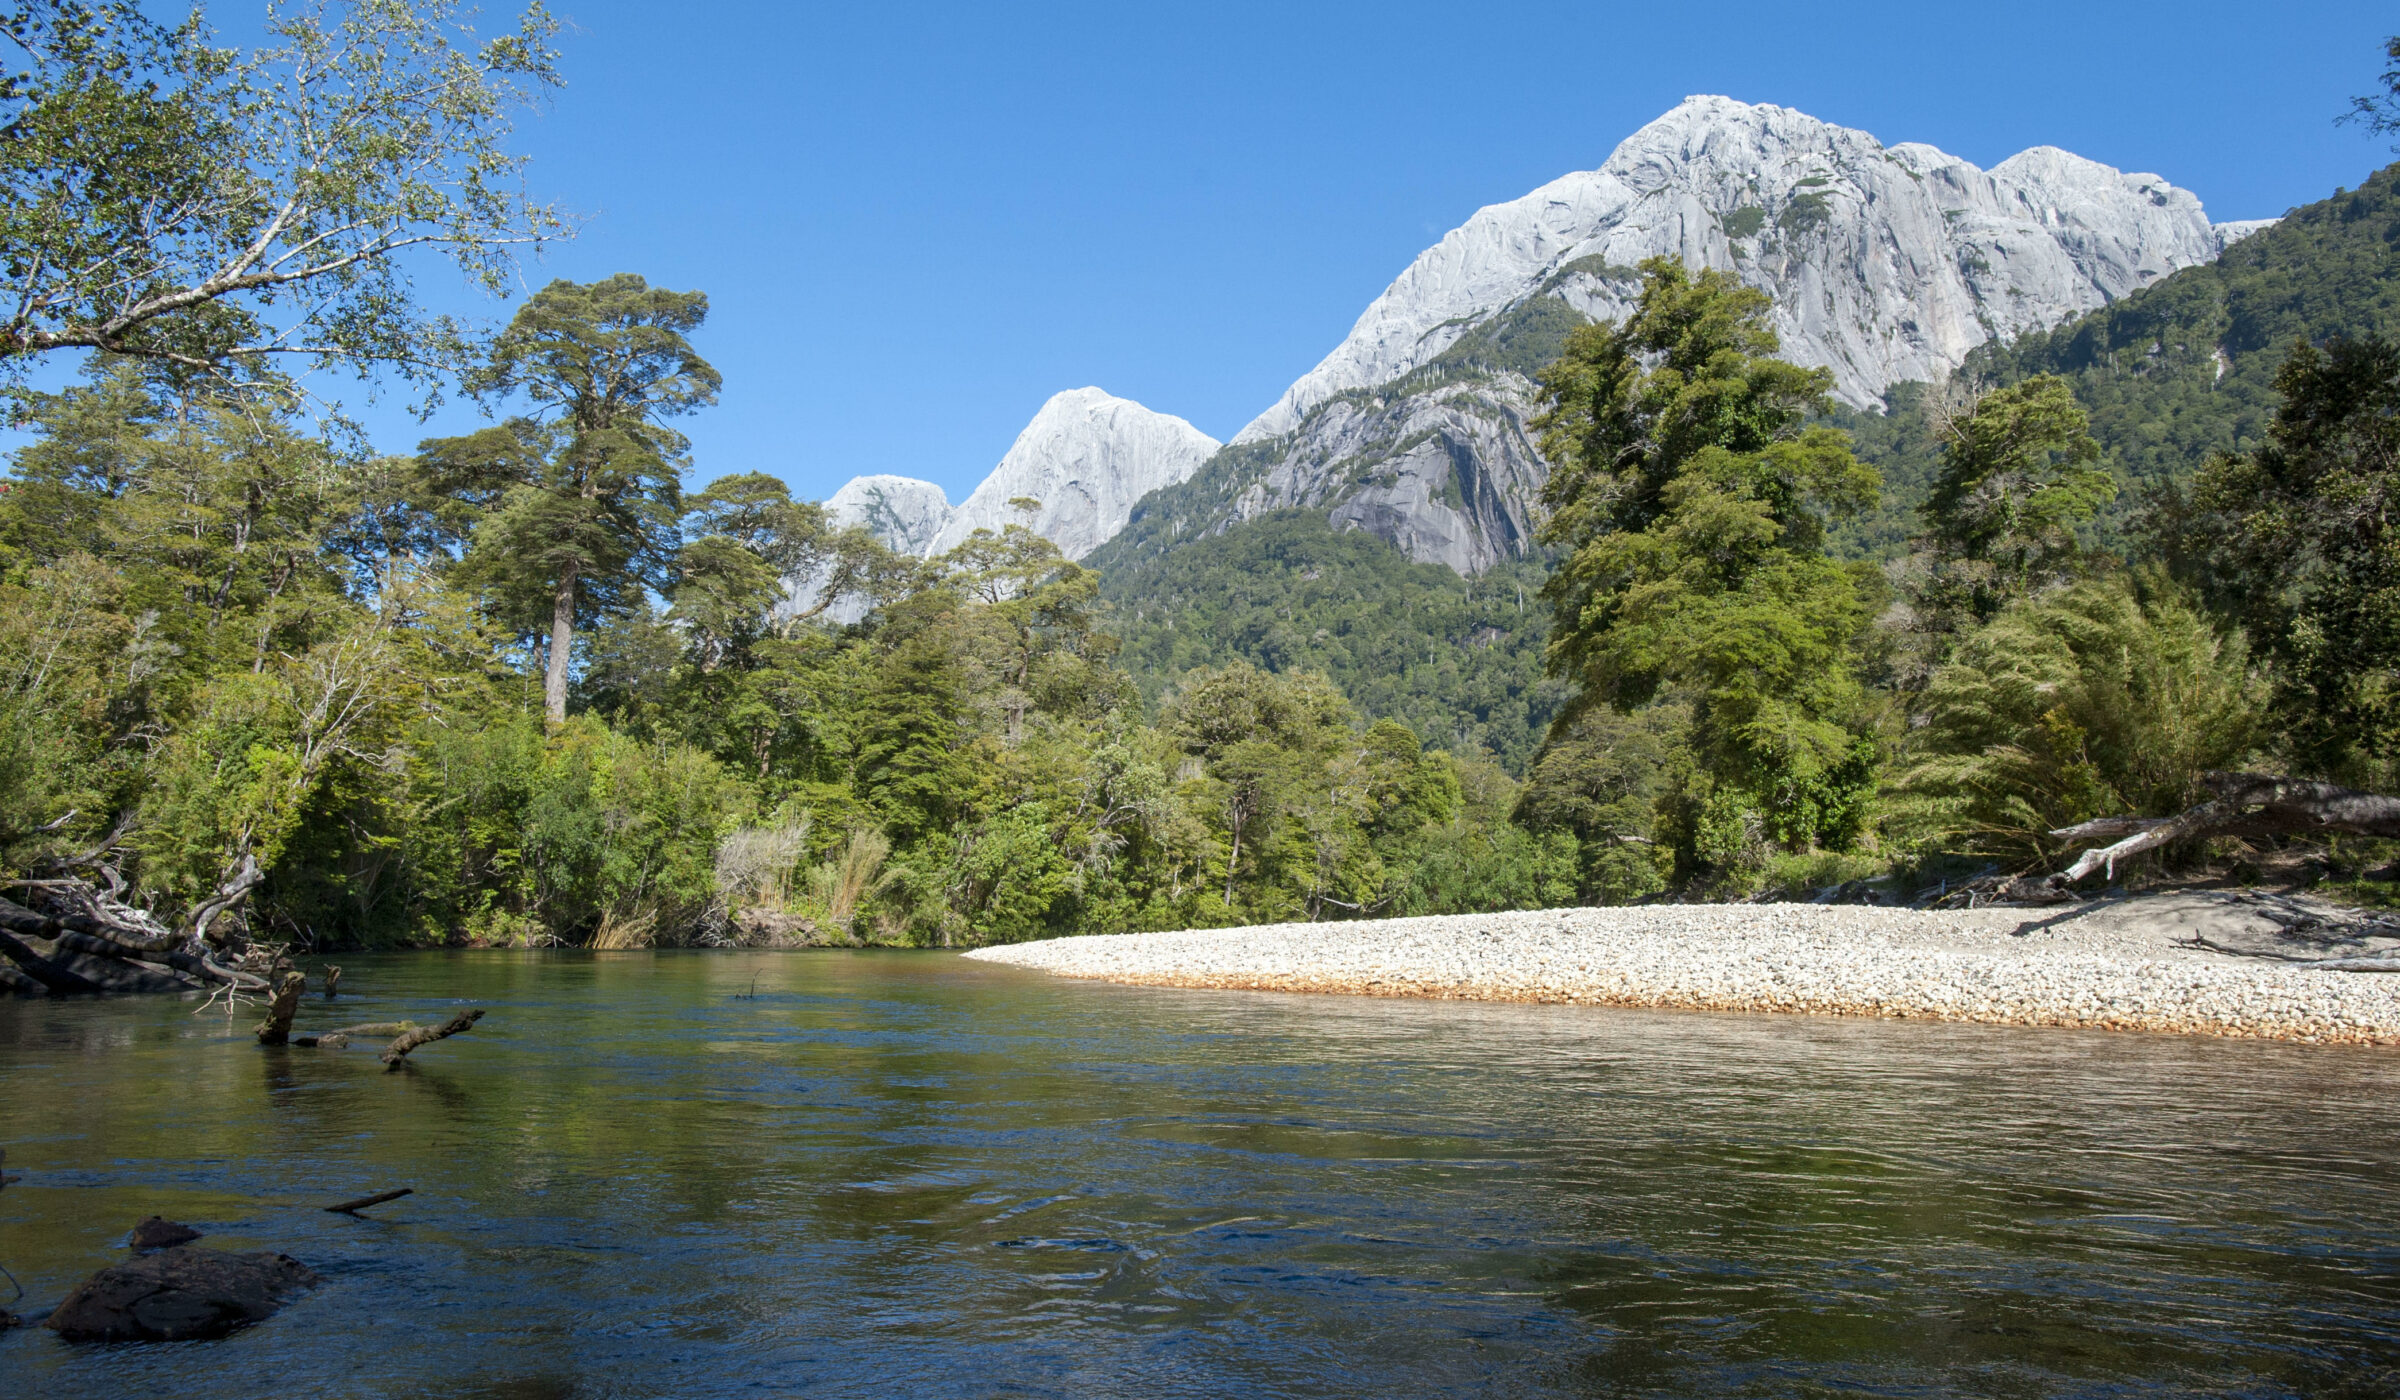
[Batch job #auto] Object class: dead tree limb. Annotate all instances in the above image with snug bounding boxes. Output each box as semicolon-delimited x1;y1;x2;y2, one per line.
2182;933;2400;971
253;970;306;1045
323;1188;412;1214
0;895;264;991
322;965;341;999
2052;772;2400;885
380;1009;483;1069
292;1021;416;1048
188;854;264;948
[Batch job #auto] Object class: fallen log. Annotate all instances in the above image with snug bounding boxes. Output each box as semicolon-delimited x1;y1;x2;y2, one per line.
324;1188;412;1215
0;897;262;990
2053;772;2400;886
0;833;275;998
291;1021;415;1049
380;1009;483;1069
0;928;108;996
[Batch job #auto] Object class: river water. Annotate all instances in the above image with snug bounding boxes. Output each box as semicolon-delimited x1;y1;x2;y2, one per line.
2;949;2397;1397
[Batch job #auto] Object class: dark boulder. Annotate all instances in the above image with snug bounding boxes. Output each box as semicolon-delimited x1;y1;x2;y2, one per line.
128;1216;201;1250
45;1246;319;1342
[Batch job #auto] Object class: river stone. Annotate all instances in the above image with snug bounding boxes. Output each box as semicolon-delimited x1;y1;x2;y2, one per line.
45;1245;319;1342
128;1216;201;1250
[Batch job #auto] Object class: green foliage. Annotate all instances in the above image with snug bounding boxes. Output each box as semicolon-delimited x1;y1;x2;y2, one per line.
1777;192;1831;236
1917;375;2113;624
1097;511;1565;771
1534;258;1883;875
2180;335;2400;785
1722;206;1767;240
1896;576;2265;864
1511;702;1684;903
0;0;566;403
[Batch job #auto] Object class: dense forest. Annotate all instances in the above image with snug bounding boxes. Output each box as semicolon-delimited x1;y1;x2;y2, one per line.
6;5;2400;962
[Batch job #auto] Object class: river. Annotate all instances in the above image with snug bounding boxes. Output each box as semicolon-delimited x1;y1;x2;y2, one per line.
2;949;2397;1397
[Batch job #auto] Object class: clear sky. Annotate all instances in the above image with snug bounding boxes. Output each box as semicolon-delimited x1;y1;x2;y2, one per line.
238;2;2400;501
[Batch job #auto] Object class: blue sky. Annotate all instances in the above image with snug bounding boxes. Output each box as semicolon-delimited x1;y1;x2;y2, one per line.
211;2;2400;500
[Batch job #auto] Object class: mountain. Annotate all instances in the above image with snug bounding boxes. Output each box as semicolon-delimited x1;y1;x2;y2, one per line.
1103;95;2265;577
825;474;953;553
925;388;1219;559
816;390;1216;563
1832;159;2400;557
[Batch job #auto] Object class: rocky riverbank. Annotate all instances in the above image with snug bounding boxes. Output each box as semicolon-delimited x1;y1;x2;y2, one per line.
964;894;2400;1045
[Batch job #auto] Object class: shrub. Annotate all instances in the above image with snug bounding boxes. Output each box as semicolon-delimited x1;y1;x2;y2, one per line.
1896;575;2265;865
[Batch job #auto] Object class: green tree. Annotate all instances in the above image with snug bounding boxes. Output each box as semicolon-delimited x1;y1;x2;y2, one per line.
1913;374;2112;634
2185;335;2400;784
0;0;564;399
1533;258;1881;874
1512;701;1686;903
2341;34;2400;147
1164;660;1354;910
423;274;719;723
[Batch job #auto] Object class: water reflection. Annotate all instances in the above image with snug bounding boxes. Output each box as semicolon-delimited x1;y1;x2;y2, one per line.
2;949;2398;1397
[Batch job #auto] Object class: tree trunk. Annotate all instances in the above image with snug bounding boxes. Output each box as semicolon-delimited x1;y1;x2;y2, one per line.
0;928;108;995
545;564;577;726
253;970;306;1045
2051;771;2400;886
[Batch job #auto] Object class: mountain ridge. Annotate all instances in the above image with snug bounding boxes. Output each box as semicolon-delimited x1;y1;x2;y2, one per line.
820;95;2265;576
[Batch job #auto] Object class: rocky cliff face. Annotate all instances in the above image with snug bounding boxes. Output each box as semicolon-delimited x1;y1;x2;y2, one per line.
926;388;1219;559
833;96;2270;582
824;473;953;554
1242;96;2260;440
1172;96;2268;575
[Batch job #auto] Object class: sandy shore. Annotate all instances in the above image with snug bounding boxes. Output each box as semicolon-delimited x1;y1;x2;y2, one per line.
964;894;2400;1045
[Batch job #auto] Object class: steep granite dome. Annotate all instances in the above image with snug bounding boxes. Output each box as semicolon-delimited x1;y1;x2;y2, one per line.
926;388;1221;560
1241;95;2260;440
1123;95;2271;576
825;473;952;554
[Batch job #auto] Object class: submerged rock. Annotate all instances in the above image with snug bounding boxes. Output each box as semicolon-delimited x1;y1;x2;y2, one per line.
45;1245;319;1342
127;1216;201;1250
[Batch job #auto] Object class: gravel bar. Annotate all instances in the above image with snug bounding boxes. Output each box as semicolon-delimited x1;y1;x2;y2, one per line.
963;903;2400;1045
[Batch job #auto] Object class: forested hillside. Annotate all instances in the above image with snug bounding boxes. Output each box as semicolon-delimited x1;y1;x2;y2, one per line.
1096;513;1563;772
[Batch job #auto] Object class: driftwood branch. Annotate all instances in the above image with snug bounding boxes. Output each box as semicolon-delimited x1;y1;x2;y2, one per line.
189;854;265;947
380;1009;483;1069
0;840;277;997
292;1021;415;1048
2181;933;2400;972
324;1188;412;1214
2052;772;2400;886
